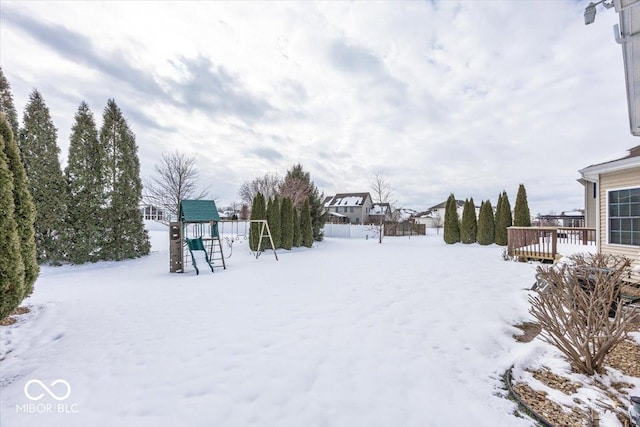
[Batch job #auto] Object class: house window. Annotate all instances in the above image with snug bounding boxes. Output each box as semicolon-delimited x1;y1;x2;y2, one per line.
593;182;597;199
350;207;354;213
608;188;640;246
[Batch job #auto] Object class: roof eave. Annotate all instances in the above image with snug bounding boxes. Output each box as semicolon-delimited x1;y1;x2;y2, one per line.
579;156;640;181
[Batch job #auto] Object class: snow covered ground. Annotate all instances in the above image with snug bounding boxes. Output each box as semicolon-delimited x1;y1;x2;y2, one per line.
1;223;568;427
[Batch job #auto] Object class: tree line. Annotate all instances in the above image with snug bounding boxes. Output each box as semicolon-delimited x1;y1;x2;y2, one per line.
240;164;326;249
443;184;531;245
248;192;314;251
0;68;149;319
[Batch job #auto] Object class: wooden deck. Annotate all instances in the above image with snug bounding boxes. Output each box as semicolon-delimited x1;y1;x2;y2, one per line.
507;226;596;261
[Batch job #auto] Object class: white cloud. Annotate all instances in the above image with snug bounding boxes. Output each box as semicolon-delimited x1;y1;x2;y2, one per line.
1;0;637;214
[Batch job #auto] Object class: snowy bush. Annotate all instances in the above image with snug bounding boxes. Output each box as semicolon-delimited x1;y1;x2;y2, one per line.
529;253;639;375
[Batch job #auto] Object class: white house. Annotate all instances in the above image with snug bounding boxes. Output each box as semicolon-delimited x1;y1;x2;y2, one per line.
414;200;467;228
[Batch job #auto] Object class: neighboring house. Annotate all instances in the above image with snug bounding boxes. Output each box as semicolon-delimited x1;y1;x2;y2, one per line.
579;144;640;281
413;210;439;228
558;210;585;228
324;193;374;224
534;210;585;228
414;200;467;228
394;208;417;223
369;203;393;224
219;210;238;220
140;204;169;222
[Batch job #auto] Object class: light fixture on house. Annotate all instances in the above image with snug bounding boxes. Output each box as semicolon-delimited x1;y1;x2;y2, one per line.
584;0;614;25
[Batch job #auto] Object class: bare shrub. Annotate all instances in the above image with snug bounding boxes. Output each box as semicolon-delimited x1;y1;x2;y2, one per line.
529;253;639;375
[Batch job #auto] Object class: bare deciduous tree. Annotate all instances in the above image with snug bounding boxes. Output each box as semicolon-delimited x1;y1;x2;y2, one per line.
530;253;639;375
432;211;443;235
280;176;311;209
239;173;282;206
370;173;396;243
143;151;209;218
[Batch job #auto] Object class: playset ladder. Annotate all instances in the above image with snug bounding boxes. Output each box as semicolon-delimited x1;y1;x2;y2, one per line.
208;236;226;270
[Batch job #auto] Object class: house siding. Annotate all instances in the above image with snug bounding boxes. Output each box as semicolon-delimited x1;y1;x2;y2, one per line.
598;166;640;282
325;194;373;224
584;181;597;228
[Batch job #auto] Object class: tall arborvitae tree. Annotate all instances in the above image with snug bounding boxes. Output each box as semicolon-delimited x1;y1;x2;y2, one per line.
281;164;326;241
301;198;314;248
268;194;282;248
249;193;259;251
65;102;105;263
0;132;25;321
0;68;19;140
293;207;302;247
495;191;512;246
443;193;460;244
0;117;38;297
19;90;67;263
249;192;266;252
494;192;503;244
99;99;149;260
460;198;477;244
477;200;495;246
280;196;294;250
513;184;532;227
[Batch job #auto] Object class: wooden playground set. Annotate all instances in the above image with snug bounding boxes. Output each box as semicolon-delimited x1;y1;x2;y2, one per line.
169;200;278;275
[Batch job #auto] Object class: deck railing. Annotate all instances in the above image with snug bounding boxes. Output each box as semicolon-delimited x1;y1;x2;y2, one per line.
507;227;596;261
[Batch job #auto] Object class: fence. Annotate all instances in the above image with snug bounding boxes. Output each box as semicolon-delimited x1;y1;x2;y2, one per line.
508;226;596;261
322;223;376;239
214;221;424;240
383;222;426;236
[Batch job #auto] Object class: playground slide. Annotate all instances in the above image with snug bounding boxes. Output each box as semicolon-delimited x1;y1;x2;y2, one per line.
186;238;214;275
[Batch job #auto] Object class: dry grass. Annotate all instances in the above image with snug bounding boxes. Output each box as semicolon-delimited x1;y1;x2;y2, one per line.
0;306;30;326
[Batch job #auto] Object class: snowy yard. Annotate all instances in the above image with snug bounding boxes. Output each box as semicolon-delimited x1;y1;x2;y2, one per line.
2;224;553;426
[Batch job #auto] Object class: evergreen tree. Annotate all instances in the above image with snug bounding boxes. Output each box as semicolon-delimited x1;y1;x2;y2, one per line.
0;132;25;320
99;99;149;260
19;90;67;263
249;194;259;251
65;102;105;263
280;196;294;250
281;164;326;241
443;193;460;244
477;200;495;245
293;207;302;247
495;191;512;246
0;67;19;139
268;194;282;248
266;196;273;238
460;198;477;244
301;198;313;248
249;192;266;252
0;117;38;297
513;183;532;227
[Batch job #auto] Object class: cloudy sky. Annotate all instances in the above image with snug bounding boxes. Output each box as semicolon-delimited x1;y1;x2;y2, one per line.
1;0;638;214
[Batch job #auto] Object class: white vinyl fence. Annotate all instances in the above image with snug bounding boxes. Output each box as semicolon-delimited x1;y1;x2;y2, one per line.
322;223;377;239
214;221;377;240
